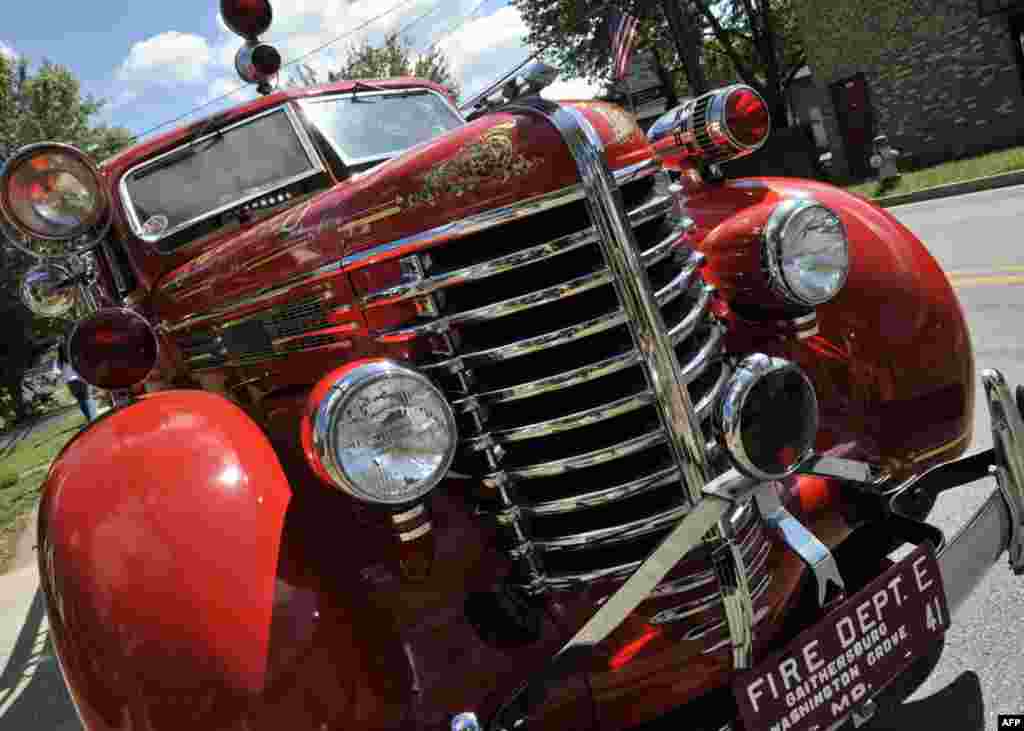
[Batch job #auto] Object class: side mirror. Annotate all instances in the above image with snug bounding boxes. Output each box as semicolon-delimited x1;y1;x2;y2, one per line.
20;264;78;318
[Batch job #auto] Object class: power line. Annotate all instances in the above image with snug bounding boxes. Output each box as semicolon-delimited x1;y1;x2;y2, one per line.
129;0;427;141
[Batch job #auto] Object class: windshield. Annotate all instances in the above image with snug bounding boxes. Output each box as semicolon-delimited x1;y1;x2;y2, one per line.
300;89;463;167
122;107;319;244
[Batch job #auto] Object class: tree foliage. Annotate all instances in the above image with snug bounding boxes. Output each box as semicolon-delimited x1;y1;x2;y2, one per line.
512;0;804;123
0;53;133;424
289;32;461;101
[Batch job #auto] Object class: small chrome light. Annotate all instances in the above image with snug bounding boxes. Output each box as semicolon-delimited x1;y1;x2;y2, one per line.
715;354;819;481
309;359;458;505
451;712;481;731
763;199;849;307
20;264;77;318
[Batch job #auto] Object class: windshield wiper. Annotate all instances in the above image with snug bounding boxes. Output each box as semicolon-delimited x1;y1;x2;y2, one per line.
134;126;226;180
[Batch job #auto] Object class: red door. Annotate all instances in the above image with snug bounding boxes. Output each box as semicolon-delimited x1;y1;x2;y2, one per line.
830;73;875;179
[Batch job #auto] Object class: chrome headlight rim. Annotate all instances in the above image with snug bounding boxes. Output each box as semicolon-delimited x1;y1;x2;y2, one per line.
762;198;850;308
312;359;458;505
716;353;819;482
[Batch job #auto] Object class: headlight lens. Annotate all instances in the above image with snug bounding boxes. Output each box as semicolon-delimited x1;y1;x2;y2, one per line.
716;354;819;481
0;144;106;240
311;360;458;505
763;200;849;307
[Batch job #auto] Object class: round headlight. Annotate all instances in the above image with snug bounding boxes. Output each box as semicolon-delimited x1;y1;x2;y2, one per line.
763;199;849;307
0;143;107;241
310;360;458;505
715;354;818;481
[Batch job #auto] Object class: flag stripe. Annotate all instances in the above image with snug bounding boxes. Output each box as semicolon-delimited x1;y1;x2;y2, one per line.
609;10;640;81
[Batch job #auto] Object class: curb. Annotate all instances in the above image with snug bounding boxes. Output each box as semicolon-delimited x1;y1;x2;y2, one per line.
870;169;1024;208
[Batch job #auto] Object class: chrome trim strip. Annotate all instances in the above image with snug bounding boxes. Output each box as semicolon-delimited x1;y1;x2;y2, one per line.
341;160;659;274
465;390;655;449
361;193;673;309
392;504;426;523
128;104;325;249
189;337;351;371
534;502;691;552
654;252;703;307
694;362;731;421
523;466;680;516
378;269;614;341
668;285;714;345
453;346;640;407
428;310;630;373
505;429;666;480
399;522;433;542
691;571;774;647
679;323;726;384
165;280;348;333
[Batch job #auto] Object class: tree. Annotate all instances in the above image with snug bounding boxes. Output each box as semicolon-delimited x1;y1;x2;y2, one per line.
289;33;461;101
0;53;133;424
512;0;803;124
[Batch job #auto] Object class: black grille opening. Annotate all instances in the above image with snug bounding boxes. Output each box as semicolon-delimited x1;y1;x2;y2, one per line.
542;532;669;577
454;284;622;354
497;405;661;470
427;199;591;274
480;362;649;433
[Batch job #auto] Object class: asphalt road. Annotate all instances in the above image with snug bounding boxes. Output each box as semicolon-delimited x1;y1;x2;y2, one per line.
885;184;1024;728
2;185;1024;730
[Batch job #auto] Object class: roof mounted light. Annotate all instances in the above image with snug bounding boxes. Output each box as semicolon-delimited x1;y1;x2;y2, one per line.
221;0;273;40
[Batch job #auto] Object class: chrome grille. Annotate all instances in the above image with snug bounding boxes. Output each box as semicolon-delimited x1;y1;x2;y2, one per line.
365;160;736;596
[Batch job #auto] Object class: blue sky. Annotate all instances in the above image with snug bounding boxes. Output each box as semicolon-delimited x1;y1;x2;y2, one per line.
0;0;601;143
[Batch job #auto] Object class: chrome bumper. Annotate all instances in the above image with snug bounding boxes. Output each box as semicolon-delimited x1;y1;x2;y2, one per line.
935;369;1024;614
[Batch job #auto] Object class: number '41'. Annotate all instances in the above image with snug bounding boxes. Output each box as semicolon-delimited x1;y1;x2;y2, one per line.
925;596;945;631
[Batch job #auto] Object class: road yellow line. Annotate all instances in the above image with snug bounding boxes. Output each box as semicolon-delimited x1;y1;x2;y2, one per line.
950;274;1024;287
946;265;1024;277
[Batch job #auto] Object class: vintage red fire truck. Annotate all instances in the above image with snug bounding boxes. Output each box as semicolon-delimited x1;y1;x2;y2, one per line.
6;1;1024;730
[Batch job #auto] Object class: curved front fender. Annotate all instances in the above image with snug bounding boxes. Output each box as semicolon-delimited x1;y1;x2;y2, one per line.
38;391;293;729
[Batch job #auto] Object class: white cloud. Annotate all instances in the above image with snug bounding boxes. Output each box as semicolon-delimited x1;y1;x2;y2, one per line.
542;77;603;102
0;41;17;62
118;31;212;85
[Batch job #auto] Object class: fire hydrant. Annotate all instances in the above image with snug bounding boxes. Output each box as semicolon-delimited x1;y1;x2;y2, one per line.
869;134;901;183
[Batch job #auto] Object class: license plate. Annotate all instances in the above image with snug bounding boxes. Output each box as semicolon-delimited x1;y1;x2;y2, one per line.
734;543;950;731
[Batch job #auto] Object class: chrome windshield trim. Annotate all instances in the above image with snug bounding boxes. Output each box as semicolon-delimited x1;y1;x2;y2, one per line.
523;465;680;516
465;390;655;449
341;159;658;274
534;502;692;552
451;346;640;406
505;429;667;480
361;191;672;309
122;104;324;250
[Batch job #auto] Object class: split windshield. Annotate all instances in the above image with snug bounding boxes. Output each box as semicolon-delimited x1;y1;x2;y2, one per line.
300;89;463;167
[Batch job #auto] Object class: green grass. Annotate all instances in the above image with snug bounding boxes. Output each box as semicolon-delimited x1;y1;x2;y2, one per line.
847;146;1024;199
0;409;85;571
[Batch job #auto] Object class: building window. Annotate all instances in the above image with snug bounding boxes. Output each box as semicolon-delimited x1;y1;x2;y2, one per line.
979;0;1024;16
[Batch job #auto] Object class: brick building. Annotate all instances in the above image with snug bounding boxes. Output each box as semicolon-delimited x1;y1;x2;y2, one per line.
789;0;1024;179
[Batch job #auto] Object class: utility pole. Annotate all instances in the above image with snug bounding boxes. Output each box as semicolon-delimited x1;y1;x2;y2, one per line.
661;0;708;95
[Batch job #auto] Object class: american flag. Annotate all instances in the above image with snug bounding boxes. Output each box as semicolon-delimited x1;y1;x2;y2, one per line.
608;8;641;81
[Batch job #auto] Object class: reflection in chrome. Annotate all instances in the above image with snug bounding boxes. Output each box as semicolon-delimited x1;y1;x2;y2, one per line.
981;369;1024;572
535;503;692;551
503;429;667;480
523;465;680;516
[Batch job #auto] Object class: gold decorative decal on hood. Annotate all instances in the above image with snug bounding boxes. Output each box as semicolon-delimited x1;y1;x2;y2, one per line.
397;121;543;210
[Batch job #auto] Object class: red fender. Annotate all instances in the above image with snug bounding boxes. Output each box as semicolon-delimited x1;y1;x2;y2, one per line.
36;390;409;730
